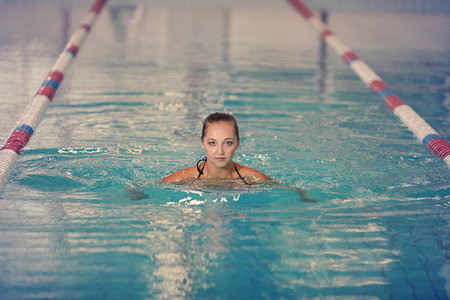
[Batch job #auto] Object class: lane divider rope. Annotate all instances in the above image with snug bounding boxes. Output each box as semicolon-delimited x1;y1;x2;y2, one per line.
288;0;450;169
0;0;108;194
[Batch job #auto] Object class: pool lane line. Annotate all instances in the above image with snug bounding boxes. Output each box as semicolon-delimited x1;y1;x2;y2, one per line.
287;0;450;169
0;0;108;194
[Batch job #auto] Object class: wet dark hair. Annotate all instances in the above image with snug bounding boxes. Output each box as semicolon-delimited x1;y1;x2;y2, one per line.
201;112;240;141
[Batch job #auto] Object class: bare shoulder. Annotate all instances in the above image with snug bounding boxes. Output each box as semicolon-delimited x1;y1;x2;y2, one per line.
162;166;198;183
234;163;272;181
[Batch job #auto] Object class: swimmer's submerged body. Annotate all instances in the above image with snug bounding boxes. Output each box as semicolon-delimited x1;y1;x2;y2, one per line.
162;113;271;186
162;157;271;189
157;112;315;202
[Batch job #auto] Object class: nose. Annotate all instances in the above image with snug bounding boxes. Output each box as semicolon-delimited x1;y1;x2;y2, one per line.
218;143;225;155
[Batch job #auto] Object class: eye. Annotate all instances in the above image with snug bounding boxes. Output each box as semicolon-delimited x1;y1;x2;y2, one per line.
225;141;234;146
208;141;216;146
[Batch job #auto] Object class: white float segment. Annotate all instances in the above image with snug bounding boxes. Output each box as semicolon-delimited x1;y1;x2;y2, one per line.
52;52;76;74
82;11;98;27
324;35;353;57
349;60;381;86
308;15;329;33
393;105;439;142
444;155;450;168
0;150;19;192
68;27;89;47
17;95;51;130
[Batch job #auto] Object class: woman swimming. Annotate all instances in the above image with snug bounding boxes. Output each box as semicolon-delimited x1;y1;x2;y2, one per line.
162;112;271;185
126;112;314;201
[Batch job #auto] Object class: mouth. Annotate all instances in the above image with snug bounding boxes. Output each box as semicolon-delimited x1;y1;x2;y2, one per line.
215;157;226;161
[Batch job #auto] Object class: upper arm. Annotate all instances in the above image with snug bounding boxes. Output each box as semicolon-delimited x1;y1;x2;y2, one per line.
238;165;271;181
162;166;197;183
252;170;272;181
161;173;178;183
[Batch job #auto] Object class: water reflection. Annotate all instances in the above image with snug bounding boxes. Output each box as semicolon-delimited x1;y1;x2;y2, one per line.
146;206;234;298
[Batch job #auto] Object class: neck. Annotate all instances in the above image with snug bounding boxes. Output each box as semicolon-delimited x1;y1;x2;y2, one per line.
204;161;235;179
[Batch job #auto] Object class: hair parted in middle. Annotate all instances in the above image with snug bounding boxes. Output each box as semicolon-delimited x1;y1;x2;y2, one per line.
201;112;240;141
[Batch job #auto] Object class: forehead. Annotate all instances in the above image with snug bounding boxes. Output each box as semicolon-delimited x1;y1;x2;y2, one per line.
204;121;236;138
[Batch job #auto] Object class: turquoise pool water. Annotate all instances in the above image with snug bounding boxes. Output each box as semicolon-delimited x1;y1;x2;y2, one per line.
0;1;449;299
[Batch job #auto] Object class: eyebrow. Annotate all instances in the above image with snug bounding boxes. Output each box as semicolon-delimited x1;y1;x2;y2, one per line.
207;138;235;141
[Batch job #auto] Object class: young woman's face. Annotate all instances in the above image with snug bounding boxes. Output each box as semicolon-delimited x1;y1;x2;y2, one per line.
201;121;239;169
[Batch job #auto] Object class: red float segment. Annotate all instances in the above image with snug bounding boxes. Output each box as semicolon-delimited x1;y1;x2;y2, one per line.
369;80;390;93
47;70;64;84
90;0;107;14
0;130;32;155
342;52;358;64
36;85;56;101
322;30;333;38
65;44;79;56
80;24;91;32
427;139;450;159
384;95;405;111
287;0;314;19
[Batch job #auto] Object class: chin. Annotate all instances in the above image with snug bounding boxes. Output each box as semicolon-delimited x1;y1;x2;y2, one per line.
214;159;231;168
